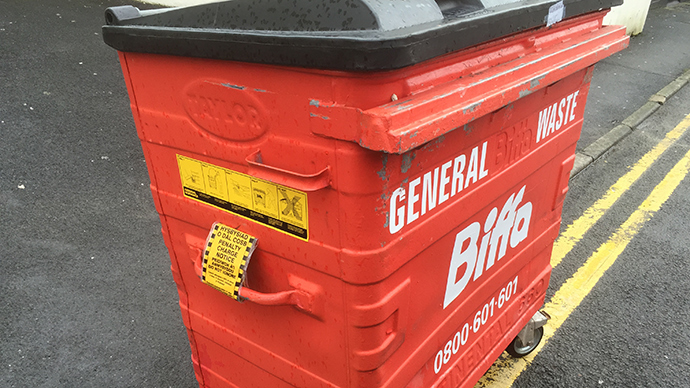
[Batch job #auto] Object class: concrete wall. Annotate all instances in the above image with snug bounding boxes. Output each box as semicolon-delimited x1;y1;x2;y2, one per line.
604;0;653;35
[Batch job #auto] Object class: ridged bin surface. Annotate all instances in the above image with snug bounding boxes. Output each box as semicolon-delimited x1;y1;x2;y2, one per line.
113;12;628;388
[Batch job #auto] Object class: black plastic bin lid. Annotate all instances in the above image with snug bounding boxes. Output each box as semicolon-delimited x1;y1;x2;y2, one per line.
102;0;622;71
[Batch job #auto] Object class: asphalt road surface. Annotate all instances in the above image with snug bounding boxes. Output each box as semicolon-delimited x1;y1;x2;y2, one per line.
1;1;200;387
470;72;690;387
502;74;690;388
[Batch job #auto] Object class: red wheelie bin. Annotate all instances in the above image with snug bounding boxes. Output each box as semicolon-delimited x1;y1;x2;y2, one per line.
103;1;628;387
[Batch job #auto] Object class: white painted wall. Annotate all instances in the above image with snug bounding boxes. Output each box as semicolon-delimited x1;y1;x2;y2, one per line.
603;0;652;35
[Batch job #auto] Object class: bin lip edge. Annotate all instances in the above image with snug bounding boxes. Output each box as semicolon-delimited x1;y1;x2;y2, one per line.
102;0;621;71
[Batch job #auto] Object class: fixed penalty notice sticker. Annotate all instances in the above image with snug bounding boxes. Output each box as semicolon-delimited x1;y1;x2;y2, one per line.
202;223;258;300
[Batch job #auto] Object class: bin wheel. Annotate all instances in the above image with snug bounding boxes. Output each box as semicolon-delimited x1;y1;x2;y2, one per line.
506;326;543;358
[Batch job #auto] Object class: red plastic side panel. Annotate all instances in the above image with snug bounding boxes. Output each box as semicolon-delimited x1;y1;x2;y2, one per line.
114;10;626;388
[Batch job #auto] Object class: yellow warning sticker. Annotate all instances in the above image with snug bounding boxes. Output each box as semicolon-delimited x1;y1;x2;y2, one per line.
202;223;257;300
177;155;309;240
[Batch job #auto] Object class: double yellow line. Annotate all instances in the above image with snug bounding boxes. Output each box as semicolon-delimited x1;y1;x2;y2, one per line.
476;112;690;386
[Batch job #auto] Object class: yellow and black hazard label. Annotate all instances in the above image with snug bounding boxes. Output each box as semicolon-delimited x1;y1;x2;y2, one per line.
202;223;257;300
177;154;308;240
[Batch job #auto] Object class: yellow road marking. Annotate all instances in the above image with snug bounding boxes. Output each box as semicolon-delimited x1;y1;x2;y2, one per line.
551;113;690;269
476;140;690;387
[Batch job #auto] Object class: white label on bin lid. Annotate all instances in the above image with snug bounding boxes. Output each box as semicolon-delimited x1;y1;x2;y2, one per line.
547;0;565;27
201;223;258;301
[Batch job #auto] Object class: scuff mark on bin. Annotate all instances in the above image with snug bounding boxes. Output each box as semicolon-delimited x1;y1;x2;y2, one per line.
389;98;413;108
463;101;481;115
433;134;446;147
381;190;392;230
558;58;579;71
377;154;389;181
358;139;374;151
401;152;415;173
519;89;532;98
389;98;415;111
463;123;473;134
375;192;390;214
530;75;545;89
309;99;320;107
309;113;330;120
221;83;245;90
254;88;267;93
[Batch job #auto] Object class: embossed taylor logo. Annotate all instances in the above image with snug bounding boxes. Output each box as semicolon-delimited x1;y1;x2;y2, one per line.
183;80;269;141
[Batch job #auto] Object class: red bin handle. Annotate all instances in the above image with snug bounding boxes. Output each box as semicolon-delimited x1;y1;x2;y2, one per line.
238;287;316;314
245;150;330;192
186;235;323;318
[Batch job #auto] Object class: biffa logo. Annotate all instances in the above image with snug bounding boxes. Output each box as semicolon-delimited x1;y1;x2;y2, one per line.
443;185;532;309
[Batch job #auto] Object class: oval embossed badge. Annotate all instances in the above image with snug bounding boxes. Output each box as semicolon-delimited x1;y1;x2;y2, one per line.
183;80;269;141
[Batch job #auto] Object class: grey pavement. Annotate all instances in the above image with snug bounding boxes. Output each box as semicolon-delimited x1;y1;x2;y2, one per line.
580;1;690;152
1;1;690;387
